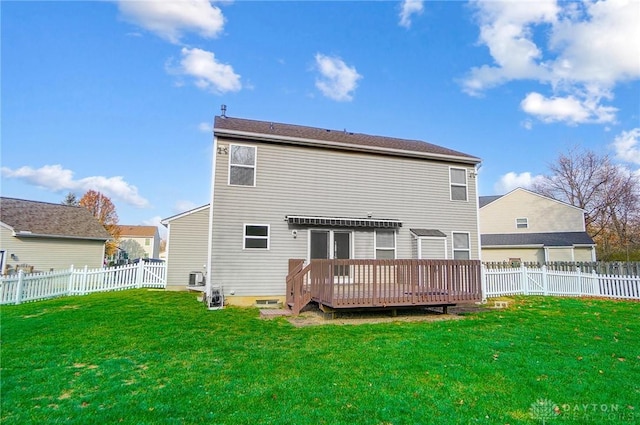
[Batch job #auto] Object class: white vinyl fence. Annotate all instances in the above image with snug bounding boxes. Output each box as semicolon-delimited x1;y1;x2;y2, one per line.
484;265;640;300
0;262;166;305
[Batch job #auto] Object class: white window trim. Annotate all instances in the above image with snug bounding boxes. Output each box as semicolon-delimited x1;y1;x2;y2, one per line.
516;217;528;229
449;166;468;202
374;229;396;259
228;144;257;187
243;224;270;250
415;236;448;260
452;231;471;259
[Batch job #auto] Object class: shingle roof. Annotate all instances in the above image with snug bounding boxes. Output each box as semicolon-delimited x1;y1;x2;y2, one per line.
117;225;158;238
481;232;595;247
478;195;503;208
0;197;111;240
214;116;481;164
410;229;447;237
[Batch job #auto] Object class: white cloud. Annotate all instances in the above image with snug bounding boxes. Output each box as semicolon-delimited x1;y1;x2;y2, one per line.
1;164;150;208
198;121;213;133
463;0;558;95
314;53;362;102
520;92;617;124
549;0;640;86
464;0;640;125
174;200;199;213
142;215;167;238
494;171;544;193
399;0;424;28
175;47;241;94
611;128;640;165
117;0;225;44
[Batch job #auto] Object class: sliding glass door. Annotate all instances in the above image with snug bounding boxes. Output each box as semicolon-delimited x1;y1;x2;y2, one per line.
310;230;352;280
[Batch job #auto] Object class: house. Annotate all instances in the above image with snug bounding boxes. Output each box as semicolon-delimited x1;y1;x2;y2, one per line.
161;204;210;289
117;225;161;260
0;197;111;274
200;114;482;308
479;188;596;263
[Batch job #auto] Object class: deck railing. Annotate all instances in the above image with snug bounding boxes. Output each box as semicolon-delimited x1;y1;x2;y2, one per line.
286;259;482;312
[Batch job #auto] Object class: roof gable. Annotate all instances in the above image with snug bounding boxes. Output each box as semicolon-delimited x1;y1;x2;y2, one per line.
214;116;481;164
0;197;111;240
117;225;159;238
161;204;210;225
480;188;585;213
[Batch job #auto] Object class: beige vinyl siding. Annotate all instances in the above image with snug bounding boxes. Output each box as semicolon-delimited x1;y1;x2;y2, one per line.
164;207;210;289
481;189;586;234
573;247;595;262
211;140;479;297
119;234;160;259
481;248;545;263
1;226;105;272
545;247;575;262
482;246;594;263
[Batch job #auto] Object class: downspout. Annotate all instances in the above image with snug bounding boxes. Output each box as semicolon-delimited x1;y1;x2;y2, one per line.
474;163;485;302
205;130;218;303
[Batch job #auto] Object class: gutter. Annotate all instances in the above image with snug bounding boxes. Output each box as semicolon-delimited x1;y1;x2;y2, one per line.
14;231;111;242
214;128;482;165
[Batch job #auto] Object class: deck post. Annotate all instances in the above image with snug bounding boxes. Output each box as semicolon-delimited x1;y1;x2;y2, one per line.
411;260;417;305
372;261;377;306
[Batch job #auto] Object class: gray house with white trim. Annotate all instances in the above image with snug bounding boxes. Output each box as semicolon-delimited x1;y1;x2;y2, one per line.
0;197;110;274
161;204;210;289
205;115;482;306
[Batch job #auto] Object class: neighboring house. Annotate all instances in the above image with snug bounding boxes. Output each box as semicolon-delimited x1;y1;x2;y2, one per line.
161;204;210;289
117;225;161;259
479;188;596;263
0;197;111;274
199;114;482;306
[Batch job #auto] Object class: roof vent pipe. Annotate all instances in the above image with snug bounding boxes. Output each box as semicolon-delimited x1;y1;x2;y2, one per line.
221;104;227;118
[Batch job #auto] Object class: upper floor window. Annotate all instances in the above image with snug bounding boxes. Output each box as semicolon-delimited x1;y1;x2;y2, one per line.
516;218;528;229
229;144;256;186
145;238;150;246
375;230;396;259
452;232;470;260
450;167;468;201
244;224;269;249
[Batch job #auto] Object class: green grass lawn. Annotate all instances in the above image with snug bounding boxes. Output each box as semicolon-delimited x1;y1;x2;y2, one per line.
1;291;638;424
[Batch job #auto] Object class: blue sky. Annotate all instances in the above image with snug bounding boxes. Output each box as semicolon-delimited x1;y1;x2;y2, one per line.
2;0;639;238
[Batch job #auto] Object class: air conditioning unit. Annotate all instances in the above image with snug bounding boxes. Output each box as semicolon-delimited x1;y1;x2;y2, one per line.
188;271;204;286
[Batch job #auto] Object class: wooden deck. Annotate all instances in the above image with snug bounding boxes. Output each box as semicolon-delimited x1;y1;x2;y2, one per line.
286;259;482;314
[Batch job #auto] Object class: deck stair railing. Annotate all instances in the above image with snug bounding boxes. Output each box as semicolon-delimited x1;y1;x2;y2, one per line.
286;259;313;314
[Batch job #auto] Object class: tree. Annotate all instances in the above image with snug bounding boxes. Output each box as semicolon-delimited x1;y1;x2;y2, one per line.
61;192;79;206
119;239;147;260
532;147;640;260
79;190;121;256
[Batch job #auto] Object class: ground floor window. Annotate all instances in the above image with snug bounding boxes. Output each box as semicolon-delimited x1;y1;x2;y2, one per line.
452;232;470;260
244;224;269;249
375;229;396;259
